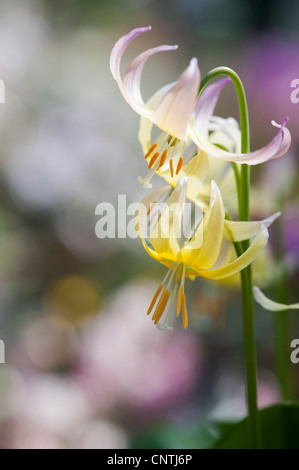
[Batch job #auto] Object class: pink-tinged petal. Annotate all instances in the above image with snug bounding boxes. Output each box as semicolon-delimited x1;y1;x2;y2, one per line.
139;82;176;153
189;118;291;164
193;78;231;138
110;26;178;118
110;26;151;84
152;58;200;141
110;26;152;86
123;45;178;117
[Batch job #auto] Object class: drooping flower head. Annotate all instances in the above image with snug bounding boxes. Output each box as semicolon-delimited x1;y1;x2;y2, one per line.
110;26;231;188
135;177;279;330
110;26;292;191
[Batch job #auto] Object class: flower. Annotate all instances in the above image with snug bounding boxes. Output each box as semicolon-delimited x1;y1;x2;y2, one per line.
111;26;292;189
135;177;279;330
110;26;231;188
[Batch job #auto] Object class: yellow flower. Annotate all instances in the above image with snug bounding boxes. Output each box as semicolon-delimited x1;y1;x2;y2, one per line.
135;177;279;330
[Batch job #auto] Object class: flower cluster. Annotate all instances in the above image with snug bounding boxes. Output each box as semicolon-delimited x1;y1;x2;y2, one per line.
110;26;292;329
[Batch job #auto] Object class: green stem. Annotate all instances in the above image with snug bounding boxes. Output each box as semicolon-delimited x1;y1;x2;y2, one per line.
272;212;292;400
200;68;262;448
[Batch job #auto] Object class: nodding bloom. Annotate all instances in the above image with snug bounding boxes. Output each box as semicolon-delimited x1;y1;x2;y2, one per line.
111;26;292;188
253;287;299;311
135;177;279;330
110;26;231;188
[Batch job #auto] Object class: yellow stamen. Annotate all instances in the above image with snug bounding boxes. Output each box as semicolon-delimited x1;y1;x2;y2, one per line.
144;143;157;159
147;284;163;315
152;289;170;324
182;293;188;329
148;152;160;168
157;149;168;170
176;286;183;317
169;158;174;178
176;157;184;175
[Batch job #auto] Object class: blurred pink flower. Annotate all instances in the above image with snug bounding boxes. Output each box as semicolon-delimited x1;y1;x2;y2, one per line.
74;281;202;419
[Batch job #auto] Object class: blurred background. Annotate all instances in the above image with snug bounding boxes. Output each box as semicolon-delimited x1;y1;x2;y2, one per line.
0;0;298;449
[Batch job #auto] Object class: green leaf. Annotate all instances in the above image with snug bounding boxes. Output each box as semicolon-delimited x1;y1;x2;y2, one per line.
131;421;230;449
213;402;299;449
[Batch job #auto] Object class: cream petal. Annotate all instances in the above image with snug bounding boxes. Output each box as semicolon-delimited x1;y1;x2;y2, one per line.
224;212;281;242
123;45;178;117
152;58;200;141
150;177;189;257
138;82;176;154
193;78;231;138
209;117;241;153
189;118;291;164
253;287;299;311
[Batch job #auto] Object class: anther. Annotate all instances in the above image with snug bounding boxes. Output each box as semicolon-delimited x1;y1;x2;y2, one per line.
144;143;157;159
176;286;183;317
147;284;163;315
148;152;160;168
170;159;174;178
152;289;170;323
157;149;168;170
176;157;184;175
182;293;188;329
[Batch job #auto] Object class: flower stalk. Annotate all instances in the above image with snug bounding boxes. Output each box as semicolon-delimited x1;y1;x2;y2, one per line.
199;67;262;449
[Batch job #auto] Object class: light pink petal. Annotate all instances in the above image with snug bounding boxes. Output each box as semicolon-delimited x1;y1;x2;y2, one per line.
123;45;178;117
189;118;291;164
110;26;151;84
193;78;231;138
152;58;200;141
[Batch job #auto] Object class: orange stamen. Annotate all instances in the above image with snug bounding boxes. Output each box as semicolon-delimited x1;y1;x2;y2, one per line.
147;284;163;315
169;159;174;178
157;149;168;170
152;289;170;323
148;152;160;168
176;157;184;175
182;293;188;329
144;143;157;159
176;286;183;317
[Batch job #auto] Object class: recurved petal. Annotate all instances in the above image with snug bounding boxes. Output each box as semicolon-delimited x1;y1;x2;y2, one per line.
195;226;269;280
224;212;281;242
110;26;151;84
193;78;231;138
152;58;200;141
189;118;291;164
123;44;178;117
253;287;299;311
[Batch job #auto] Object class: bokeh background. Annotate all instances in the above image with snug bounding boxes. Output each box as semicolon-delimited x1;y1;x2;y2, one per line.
0;0;298;449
